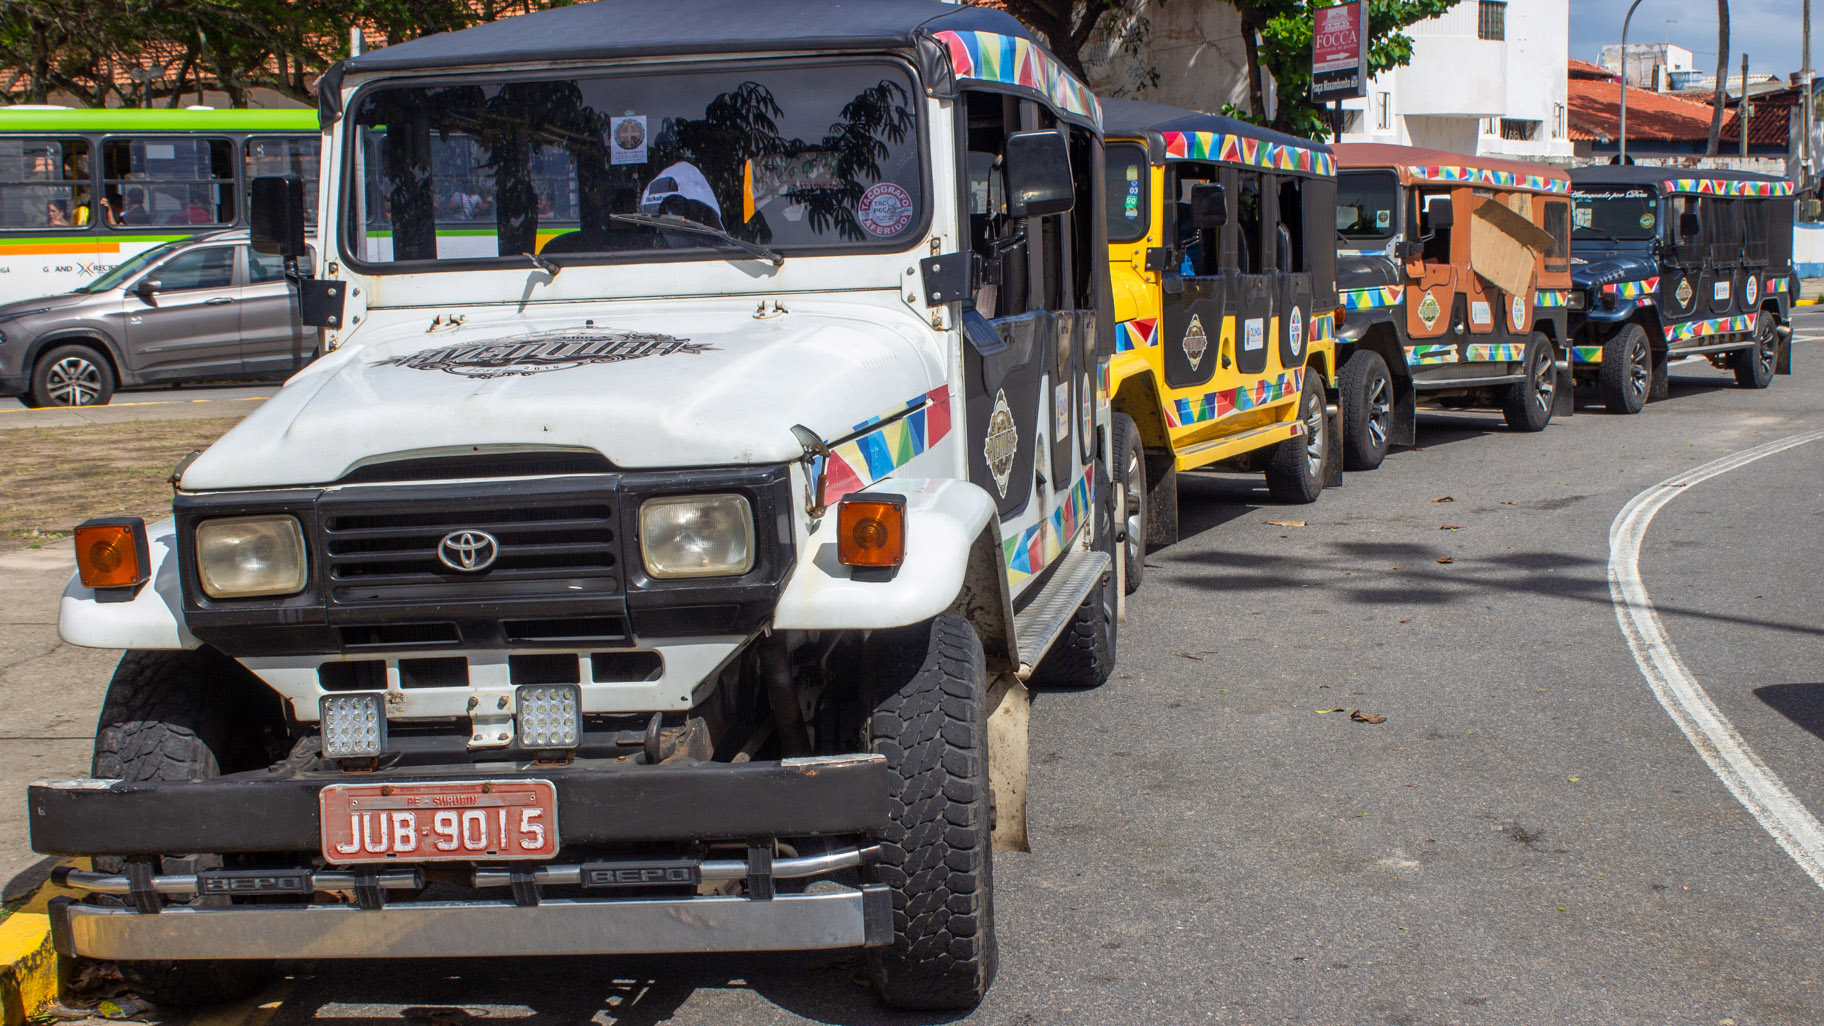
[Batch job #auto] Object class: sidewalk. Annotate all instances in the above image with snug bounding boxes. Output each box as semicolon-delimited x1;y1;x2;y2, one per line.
0;394;269;431
1800;278;1824;306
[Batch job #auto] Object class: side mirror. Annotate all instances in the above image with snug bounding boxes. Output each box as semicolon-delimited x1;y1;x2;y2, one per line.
134;279;161;303
250;174;307;258
1679;211;1701;239
1189;183;1227;229
1422;199;1454;233
1003;130;1074;219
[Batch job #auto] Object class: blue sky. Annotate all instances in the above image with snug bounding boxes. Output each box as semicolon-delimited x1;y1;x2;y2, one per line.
1568;0;1809;80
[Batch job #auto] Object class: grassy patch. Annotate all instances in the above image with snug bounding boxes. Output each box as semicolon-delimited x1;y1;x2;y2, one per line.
0;418;243;552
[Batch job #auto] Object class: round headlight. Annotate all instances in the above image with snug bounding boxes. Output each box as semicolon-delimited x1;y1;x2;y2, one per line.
195;515;308;598
639;494;755;579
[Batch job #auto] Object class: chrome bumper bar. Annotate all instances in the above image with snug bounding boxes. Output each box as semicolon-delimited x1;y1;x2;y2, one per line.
50;886;893;960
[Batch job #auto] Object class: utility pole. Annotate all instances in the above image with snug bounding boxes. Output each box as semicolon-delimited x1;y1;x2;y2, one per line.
1741;53;1750;158
1620;0;1651;164
1805;0;1814;206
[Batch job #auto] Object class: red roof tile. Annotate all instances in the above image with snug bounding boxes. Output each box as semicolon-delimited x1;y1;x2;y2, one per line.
1567;72;1716;143
1568;58;1616;81
1722;91;1798;147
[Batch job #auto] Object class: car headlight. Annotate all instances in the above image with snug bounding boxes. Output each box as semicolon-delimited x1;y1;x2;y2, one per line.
195;515;308;598
639;494;754;579
1567;290;1587;311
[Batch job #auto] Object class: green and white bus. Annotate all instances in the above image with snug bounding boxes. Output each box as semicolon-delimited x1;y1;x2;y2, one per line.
0;108;318;302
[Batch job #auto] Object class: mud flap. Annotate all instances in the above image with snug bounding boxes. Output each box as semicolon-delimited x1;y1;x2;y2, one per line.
1650;351;1670;402
1777;328;1793;375
986;671;1029;853
1323;404;1344;488
1143;449;1178;549
1554;346;1575;417
1389;374;1417;447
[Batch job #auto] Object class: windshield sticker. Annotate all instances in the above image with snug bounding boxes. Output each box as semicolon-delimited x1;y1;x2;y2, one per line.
1053;381;1071;442
1675;278;1694;307
1417;291;1442;329
1638;212;1656;230
1510;294;1526;330
1375;209;1391;229
1573;206;1593;228
1243;317;1265;352
1714;281;1730;302
385;329;714;379
984;389;1019;498
1288;307;1304;357
858;182;914;237
1470;301;1492;327
1745;276;1759;305
610;116;647;165
1184;314;1210;368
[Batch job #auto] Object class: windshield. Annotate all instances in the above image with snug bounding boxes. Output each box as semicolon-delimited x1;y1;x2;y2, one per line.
345;60;922;268
74;238;190;293
1572;188;1659;242
1336;170;1398;241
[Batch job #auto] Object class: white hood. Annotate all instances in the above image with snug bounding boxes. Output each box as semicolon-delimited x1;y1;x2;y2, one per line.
181;301;941;490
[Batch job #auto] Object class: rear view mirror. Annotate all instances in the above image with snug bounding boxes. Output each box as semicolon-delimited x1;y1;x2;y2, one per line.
1003;130;1074;219
1422;199;1454;232
1679;211;1701;239
250;175;307;258
133;279;161;303
1190;183;1227;229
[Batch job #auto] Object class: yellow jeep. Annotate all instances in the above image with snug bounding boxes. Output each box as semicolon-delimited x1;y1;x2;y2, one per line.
1101;99;1341;590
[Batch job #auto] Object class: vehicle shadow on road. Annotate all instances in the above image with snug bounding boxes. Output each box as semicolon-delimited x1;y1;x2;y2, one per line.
1752;683;1824;742
270;954;967;1026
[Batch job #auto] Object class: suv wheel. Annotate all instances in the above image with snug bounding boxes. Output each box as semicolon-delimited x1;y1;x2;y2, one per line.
89;650;278;1006
1265;368;1327;503
1338;350;1392;470
1733;312;1777;389
29;344;114;408
1502;333;1556;432
1598;324;1652;414
864;614;996;1009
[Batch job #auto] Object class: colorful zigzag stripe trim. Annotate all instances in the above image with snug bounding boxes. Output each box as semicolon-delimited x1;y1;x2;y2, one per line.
1602;277;1659;302
934;30;1100;128
1165;368;1303;428
1405;165;1570;195
1568;345;1603;364
1310;311;1336;344
1340;285;1402;310
1464;343;1528;363
1766;276;1791;295
1161;131;1335;178
1406;345;1459;366
1661;178;1794;197
1114;318;1158;352
824;385;952;502
1665;314;1755;343
1535;289;1568;309
1004;464;1095;587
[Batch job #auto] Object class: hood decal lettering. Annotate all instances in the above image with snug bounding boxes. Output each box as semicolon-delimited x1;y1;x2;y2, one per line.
385;328;716;378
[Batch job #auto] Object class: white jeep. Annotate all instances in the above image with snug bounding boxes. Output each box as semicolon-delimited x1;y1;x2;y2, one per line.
31;0;1119;1011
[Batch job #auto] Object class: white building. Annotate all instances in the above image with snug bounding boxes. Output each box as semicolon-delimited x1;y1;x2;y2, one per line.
1599;42;1696;90
1338;0;1573;161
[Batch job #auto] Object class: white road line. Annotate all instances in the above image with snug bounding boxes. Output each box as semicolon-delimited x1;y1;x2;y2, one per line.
1609;429;1824;890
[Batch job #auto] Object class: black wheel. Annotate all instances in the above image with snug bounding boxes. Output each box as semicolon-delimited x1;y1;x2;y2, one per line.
90;650;279;1007
1598;323;1652;414
1265;368;1327;504
1733;311;1777;389
28;343;114;408
1338;350;1392;471
1501;333;1556;432
1111;412;1145;594
863;614;996;1009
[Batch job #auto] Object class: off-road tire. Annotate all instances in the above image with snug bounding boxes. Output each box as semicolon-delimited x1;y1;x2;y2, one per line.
1265;369;1327;504
1338;350;1393;471
28;343;114;408
1598;323;1652;414
864;614;996;1009
1111;412;1145;594
1733;311;1777;389
90;650;278;1007
1501;333;1556;432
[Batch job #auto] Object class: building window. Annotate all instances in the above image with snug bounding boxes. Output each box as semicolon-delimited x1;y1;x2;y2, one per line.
1499;118;1539;141
1478;0;1506;41
1553;103;1565;139
1340;108;1365;134
1376;92;1391;131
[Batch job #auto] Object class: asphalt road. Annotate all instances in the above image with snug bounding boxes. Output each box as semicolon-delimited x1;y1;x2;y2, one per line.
9;310;1824;1025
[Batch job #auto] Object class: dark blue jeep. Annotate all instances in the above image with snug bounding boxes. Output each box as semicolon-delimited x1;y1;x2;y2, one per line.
1567;166;1794;413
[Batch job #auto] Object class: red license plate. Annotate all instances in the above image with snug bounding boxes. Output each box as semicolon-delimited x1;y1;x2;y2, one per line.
319;780;559;864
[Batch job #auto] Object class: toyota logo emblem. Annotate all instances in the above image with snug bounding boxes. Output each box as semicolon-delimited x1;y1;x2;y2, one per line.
437;530;500;572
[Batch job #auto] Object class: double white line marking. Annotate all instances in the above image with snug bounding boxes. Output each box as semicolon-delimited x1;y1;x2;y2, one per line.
1609;430;1824;889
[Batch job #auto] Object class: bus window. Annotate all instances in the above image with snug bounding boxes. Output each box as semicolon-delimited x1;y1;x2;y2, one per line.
103;137;235;228
1276;177;1306;272
245;136;321;223
0;138;94;230
1233;171;1264;275
1542;199;1569;271
1104;143;1147;244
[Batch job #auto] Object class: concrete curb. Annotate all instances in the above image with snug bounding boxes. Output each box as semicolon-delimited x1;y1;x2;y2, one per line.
0;913;56;1026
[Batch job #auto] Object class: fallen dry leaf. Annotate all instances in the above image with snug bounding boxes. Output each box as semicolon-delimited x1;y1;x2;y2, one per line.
1439;525;1462;531
1350;710;1387;724
1435;557;1454;564
1399;618;1412;624
1174;652;1203;661
1499;500;1519;505
1432;496;1454;503
1267;519;1307;527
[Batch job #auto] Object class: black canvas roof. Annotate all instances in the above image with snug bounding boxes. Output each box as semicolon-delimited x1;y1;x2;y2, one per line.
1100;98;1328;154
1571;165;1787;187
339;0;1024;75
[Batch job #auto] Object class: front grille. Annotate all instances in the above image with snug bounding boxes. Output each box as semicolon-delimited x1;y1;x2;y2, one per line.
321;484;620;607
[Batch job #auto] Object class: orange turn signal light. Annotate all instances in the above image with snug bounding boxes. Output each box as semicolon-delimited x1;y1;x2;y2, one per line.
837;494;907;569
74;517;150;592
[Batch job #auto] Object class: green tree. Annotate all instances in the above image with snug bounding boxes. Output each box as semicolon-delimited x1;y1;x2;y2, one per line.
1228;0;1461;138
984;0;1150;80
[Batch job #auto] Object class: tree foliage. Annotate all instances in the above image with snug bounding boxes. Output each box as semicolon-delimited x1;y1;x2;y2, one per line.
0;0;569;108
1226;0;1460;139
987;0;1149;80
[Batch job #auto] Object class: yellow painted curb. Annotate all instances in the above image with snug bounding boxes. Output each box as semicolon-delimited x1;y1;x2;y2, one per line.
0;913;57;1026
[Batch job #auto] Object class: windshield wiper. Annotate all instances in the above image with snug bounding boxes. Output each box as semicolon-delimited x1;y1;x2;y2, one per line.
610;213;784;268
524;250;561;279
1576;225;1623;245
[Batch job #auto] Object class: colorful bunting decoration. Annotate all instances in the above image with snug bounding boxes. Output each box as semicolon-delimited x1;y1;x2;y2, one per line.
1160;131;1335;178
1661;178;1794;197
1404;165;1570;195
933;30;1101;128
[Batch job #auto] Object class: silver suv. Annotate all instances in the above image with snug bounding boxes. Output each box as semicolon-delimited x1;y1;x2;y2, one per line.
0;229;315;407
